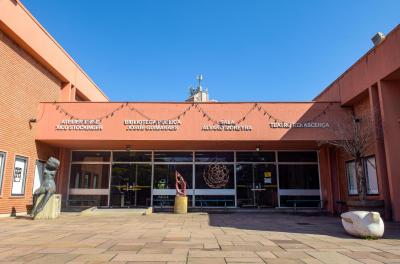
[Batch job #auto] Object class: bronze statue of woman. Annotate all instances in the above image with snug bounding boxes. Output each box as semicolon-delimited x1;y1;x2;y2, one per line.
31;157;60;217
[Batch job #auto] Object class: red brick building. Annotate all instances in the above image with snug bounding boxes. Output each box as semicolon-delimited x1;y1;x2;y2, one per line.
1;1;399;221
0;0;108;216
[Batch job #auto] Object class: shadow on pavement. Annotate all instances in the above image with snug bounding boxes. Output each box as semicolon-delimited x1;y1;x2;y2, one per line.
208;212;400;239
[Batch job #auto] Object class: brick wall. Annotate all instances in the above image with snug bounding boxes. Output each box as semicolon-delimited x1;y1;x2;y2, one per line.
0;29;61;215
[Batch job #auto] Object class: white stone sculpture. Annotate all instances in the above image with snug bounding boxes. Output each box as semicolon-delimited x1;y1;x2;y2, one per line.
341;211;384;238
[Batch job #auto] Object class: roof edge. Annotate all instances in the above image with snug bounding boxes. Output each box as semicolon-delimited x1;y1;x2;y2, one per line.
313;24;400;102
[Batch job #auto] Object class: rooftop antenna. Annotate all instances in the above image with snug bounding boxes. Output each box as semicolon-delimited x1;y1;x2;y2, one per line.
196;74;203;91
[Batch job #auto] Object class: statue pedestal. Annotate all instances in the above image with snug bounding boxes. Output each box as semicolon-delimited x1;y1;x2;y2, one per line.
174;196;188;214
34;194;61;220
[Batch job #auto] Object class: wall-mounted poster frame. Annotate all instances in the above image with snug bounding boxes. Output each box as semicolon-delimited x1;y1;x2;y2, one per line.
11;155;29;196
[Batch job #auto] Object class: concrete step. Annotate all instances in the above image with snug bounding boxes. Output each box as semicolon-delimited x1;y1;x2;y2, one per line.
154;207;327;216
80;207;153;216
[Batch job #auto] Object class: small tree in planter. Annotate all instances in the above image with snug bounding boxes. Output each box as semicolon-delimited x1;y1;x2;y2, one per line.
322;111;386;237
322;112;376;202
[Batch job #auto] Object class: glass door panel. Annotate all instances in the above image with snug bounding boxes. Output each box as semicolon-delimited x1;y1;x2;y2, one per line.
236;163;278;208
135;164;152;206
153;164;193;207
110;164;151;207
254;164;277;207
236;164;254;207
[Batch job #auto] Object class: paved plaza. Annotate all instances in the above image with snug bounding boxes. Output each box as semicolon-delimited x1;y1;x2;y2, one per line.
0;212;399;264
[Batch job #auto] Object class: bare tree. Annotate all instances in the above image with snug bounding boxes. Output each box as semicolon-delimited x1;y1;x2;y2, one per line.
322;111;376;201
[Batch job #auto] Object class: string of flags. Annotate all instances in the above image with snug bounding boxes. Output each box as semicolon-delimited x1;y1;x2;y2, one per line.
51;101;335;126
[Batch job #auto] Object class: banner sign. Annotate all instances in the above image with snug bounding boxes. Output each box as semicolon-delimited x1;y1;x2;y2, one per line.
269;122;329;128
56;119;103;131
202;120;252;132
53;119;331;132
124;120;181;131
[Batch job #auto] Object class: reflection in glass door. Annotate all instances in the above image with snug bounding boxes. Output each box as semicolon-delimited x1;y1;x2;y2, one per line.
110;164;151;207
236;164;254;207
236;164;277;208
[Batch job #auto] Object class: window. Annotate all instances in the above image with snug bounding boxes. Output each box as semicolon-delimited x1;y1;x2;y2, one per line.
278;151;318;162
11;156;28;196
195;152;234;162
195;195;235;207
113;151;151;162
195;164;234;189
69;164;110;189
346;161;357;195
154;152;193;162
236;152;275;162
280;195;321;207
345;156;379;196
68;195;108;206
0;152;6;195
153;195;193;207
33;160;45;194
153;164;193;189
278;164;319;189
71;151;110;162
365;156;379;195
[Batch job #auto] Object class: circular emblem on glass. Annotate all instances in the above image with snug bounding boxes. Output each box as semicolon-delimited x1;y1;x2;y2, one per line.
203;163;230;188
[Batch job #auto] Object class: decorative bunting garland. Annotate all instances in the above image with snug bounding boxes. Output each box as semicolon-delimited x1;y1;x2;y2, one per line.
51;101;336;127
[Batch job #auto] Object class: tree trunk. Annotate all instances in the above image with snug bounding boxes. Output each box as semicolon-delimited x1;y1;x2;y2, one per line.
355;157;366;201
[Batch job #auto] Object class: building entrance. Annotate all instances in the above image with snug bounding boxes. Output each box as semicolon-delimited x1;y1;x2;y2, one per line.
109;164;151;207
236;164;278;208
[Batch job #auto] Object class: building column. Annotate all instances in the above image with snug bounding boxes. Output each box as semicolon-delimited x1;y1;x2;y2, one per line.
56;147;70;207
329;147;342;214
318;146;334;214
369;84;391;220
378;80;400;221
59;82;76;102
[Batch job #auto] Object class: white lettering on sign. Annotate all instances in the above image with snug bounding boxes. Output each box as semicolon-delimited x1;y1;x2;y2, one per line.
124;120;181;131
269;122;330;128
202;120;252;131
56;119;103;131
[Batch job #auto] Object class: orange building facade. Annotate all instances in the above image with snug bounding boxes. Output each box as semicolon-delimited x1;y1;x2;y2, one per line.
1;1;399;221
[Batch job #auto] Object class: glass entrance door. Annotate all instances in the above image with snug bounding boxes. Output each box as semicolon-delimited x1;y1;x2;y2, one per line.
236;164;277;208
110;164;151;207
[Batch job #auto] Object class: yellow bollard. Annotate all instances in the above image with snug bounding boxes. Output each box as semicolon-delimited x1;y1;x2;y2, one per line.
174;195;188;214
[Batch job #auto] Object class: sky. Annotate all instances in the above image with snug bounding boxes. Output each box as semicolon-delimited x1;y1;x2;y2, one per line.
23;0;400;102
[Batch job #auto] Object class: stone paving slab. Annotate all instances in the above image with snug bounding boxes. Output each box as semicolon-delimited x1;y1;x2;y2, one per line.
0;212;399;263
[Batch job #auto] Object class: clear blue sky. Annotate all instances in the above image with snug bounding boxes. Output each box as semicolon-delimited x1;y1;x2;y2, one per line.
23;0;399;102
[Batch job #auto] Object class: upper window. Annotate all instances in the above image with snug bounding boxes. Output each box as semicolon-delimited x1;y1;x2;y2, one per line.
113;151;151;162
365;156;379;195
0;152;6;195
236;152;275;162
72;151;111;162
154;152;193;162
346;160;358;195
195;152;234;162
278;151;318;162
11;155;28;196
